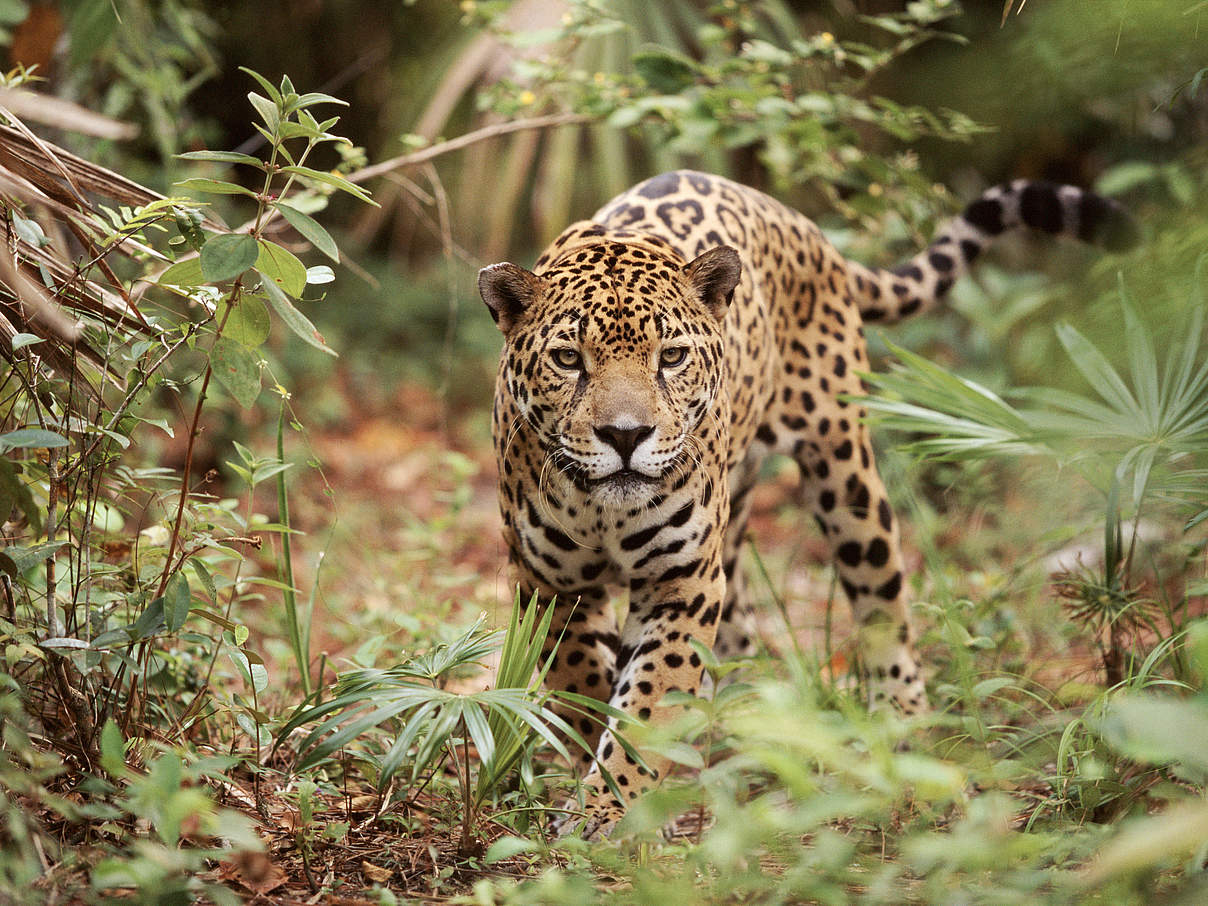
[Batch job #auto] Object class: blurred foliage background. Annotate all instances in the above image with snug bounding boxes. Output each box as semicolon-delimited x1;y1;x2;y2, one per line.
17;0;1205;411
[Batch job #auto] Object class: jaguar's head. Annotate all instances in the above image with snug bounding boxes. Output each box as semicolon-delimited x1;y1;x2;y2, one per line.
479;227;741;507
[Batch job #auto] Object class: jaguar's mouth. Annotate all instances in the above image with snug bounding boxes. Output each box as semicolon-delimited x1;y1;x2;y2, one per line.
588;468;661;490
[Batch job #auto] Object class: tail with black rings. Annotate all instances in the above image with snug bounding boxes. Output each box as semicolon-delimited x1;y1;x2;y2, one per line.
850;180;1139;325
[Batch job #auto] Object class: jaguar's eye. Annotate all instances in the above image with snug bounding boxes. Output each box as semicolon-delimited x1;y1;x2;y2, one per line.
659;346;689;368
551;347;583;370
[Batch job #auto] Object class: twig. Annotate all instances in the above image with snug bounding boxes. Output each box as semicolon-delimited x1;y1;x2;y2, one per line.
45;448;59;634
155;298;236;598
348;112;592;184
230;111;594;247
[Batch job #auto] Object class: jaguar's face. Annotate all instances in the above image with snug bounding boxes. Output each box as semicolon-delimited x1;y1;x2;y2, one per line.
480;236;740;507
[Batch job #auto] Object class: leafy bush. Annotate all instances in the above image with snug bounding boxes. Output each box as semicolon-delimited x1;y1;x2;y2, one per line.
0;69;369;897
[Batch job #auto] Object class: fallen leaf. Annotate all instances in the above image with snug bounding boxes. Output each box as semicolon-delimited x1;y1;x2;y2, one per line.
220;849;288;895
360;860;393;884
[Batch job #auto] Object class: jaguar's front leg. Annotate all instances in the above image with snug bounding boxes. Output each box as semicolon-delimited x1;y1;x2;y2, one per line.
562;565;726;839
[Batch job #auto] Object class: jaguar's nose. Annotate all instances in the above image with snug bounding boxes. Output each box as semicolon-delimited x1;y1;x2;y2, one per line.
594;424;654;464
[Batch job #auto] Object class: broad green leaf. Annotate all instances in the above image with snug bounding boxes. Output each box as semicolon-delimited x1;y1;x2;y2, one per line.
1095;161;1160;197
163;571;191;633
174;177;257;197
256;240;308;297
210;337;262;409
11;333;41;350
485;836;541;864
261;278;337;356
133;597;165;639
893;753;965;800
219;294;272;347
1098;695;1208;772
247;91;279;132
2;541;66;573
0;428;69;453
971;676;1017;700
650;740;704;769
158;257;205;287
176;150;265;167
201;233;259;283
633;48;700;93
306;265;335;285
1083;800;1208;884
99;719;127;779
275;202;339;262
280;166;376;205
172;207;207;252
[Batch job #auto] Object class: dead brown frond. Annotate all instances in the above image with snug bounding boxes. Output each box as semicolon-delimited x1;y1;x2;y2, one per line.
0;112;178;393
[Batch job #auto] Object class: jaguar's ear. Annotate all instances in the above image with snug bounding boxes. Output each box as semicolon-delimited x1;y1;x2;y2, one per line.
682;246;742;320
478;262;543;335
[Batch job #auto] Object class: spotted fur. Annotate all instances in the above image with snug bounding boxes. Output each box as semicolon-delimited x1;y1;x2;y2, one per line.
478;170;1134;837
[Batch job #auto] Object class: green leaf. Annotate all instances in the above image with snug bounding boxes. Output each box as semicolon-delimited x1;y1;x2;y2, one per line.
633;48;699;93
191;559;216;602
306;265;335;285
485;836;541;863
174;177;257;197
176;150;265;167
239;67;282;105
11;333;41;350
1055;323;1140;419
99;719;127;779
293;91;348;111
133;597;165;639
220;294;272;347
1084;800;1208;884
1098;695;1208;772
971;676;1017;700
280;166;377;205
158;256;205;287
0;428;69;454
1095;161;1160;197
210;337;262;409
163;571;192;633
650;740;704;769
247;91;280;132
275;203;339;262
201;233;260;283
261;278;337;356
256;240;308;297
1;541;66;573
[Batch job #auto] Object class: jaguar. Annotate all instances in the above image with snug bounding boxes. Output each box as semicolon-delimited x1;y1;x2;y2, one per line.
477;169;1134;837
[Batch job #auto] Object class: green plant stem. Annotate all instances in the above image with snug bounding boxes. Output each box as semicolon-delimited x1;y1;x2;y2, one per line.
277;400;310;694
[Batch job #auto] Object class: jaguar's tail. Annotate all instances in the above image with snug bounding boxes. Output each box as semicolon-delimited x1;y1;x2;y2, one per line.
849;180;1139;325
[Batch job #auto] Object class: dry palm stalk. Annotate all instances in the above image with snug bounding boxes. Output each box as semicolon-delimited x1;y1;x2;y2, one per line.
0;108;194;394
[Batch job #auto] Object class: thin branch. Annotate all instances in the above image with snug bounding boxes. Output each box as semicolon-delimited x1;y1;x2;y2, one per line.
347;112;593;184
231;111;594;244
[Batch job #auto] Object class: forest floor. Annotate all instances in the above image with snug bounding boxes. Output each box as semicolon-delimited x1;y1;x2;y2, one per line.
174;378;1120;903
